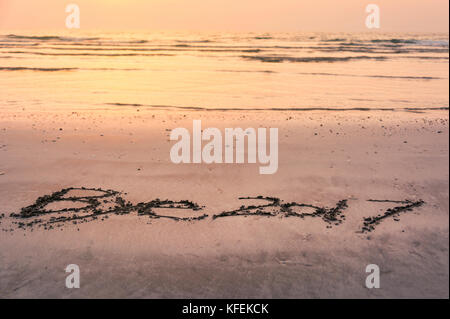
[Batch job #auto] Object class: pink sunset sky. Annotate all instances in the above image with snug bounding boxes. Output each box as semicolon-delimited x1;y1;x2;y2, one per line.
0;0;448;32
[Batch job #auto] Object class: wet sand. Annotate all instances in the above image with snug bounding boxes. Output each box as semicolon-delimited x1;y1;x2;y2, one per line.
0;107;448;298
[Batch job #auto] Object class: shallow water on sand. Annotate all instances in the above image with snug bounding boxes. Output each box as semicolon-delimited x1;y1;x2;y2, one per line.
1;31;448;112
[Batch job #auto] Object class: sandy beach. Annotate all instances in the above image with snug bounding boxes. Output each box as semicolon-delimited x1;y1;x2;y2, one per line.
0;106;448;298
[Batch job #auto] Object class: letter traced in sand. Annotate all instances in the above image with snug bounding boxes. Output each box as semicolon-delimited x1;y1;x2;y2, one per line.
2;187;424;234
361;199;425;233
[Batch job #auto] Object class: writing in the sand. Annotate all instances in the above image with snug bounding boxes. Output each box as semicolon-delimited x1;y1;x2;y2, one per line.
4;187;425;234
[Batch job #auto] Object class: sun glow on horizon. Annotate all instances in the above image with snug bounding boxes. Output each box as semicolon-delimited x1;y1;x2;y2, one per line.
0;0;448;32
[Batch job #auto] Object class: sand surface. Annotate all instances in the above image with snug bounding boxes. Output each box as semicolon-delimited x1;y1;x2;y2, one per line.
0;107;448;298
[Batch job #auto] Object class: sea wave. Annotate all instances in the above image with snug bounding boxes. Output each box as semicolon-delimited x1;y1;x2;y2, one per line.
0;66;142;72
297;72;444;80
240;55;388;63
3;51;175;57
0;66;77;72
105;103;449;112
5;34;101;42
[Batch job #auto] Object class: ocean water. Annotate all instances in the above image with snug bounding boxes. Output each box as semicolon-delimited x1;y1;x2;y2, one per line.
1;31;448;112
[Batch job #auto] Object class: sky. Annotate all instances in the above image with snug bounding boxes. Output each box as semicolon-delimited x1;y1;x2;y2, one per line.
0;0;448;32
